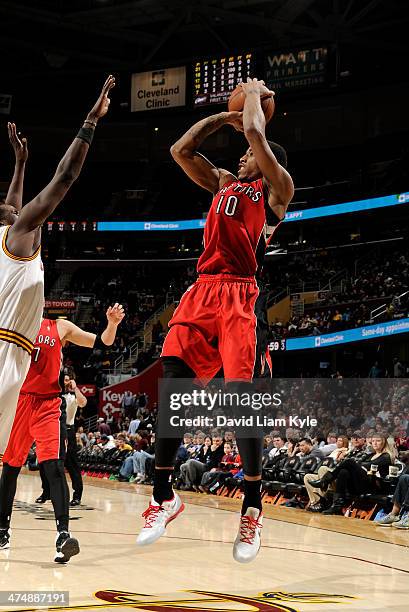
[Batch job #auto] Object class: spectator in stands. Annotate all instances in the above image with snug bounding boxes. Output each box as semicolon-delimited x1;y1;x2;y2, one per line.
116;436;133;452
264;431;277;454
298;438;325;459
179;435;224;491
118;431;150;481
128;415;141;435
268;434;287;459
393;415;408;439
340;405;355;430
137;408;156;432
393;357;405;378
139;392;148;409
365;430;375;451
121;391;136;418
377;404;392;423
99;434;116;450
199;442;238;491
368;361;383;378
362;411;377;431
318;432;338;456
287;439;301;457
349;431;371;459
179;435;212;490
187;432;205;458
304;436;350;513
376;472;409;528
311;434;395;515
86;432;96;448
131;431;150;452
173;433;195;474
224;431;235;445
132;433;156;484
106;407;115;432
77;427;88;447
263;435;272;452
97;417;111;436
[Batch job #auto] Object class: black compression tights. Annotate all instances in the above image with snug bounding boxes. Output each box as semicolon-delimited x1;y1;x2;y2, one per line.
226;381;263;478
0;464;21;529
41;459;70;533
155;357;195;468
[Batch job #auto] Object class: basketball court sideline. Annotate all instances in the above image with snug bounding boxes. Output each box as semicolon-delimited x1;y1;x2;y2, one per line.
0;473;407;612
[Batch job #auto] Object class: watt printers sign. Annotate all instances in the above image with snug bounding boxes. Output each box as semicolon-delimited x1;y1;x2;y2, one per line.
131;67;186;111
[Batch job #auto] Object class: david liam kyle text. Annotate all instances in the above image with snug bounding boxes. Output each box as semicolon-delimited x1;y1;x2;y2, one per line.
169;415;318;428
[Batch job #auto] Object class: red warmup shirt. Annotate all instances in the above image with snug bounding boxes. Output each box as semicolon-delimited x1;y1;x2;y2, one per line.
197;178;280;277
20;318;62;397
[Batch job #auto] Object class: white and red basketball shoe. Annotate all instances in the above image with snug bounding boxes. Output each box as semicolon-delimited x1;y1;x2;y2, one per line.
136;493;184;546
233;507;263;563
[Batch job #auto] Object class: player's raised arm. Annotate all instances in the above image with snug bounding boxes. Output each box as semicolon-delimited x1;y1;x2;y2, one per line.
5;122;28;211
7;75;115;257
241;78;294;220
57;303;125;348
170;112;241;193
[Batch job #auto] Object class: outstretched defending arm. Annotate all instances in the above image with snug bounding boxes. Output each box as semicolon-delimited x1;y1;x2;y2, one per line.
170;111;243;193
5;122;28;211
241;78;294;220
7;75;115;258
57;303;125;348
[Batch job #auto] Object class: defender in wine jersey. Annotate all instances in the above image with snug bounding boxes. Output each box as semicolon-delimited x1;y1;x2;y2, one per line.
138;78;294;563
0;305;124;562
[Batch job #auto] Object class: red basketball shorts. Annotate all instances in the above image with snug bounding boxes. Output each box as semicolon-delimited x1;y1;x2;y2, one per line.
2;394;66;467
161;274;272;383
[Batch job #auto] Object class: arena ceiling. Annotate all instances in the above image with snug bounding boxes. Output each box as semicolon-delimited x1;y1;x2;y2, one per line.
0;0;407;75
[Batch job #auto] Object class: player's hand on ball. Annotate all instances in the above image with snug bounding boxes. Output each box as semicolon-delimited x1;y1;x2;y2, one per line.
87;75;116;122
8;122;28;162
106;303;125;326
240;77;274;99
224;111;244;132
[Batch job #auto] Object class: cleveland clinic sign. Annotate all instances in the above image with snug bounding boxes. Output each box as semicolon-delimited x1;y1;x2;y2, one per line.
131;66;186;111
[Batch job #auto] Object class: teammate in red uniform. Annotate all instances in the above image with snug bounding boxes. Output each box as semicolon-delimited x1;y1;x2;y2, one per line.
137;78;294;562
0;304;124;562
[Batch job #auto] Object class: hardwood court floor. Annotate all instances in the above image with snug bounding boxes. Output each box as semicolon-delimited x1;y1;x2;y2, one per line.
0;472;408;612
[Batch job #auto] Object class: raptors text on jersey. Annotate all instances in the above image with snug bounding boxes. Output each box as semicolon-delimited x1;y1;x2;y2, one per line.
197;178;280;277
20;319;62;397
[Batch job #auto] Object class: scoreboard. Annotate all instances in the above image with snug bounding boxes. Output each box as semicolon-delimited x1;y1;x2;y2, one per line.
193;53;254;106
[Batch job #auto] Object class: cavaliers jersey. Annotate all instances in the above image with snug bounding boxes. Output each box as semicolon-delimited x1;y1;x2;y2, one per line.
0;225;44;352
20;319;62;397
197;178;280;277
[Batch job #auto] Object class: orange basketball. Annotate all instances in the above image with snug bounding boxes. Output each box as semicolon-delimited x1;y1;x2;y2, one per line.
228;85;275;123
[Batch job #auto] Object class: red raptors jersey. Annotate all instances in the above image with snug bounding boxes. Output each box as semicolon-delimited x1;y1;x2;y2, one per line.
20;319;62;397
197;178;278;277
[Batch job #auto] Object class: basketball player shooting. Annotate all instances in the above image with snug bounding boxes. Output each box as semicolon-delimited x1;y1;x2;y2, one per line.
137;78;294;562
0;75;115;457
0;304;124;562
